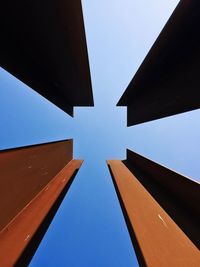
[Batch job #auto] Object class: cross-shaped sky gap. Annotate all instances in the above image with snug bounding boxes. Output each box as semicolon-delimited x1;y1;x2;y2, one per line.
73;106;127;160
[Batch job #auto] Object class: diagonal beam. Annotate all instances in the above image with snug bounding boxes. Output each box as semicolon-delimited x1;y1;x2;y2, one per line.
107;151;200;266
0;1;94;115
0;140;83;266
118;0;200;125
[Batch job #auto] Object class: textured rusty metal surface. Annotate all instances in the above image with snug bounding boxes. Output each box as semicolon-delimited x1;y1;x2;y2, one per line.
107;160;200;267
118;0;200;125
0;140;73;231
124;149;200;249
0;159;83;267
0;0;93;116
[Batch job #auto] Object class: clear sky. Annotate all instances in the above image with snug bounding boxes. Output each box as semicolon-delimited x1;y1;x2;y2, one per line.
1;0;199;266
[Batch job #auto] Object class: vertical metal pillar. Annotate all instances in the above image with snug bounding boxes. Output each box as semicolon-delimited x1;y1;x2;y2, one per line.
107;150;200;267
0;140;83;266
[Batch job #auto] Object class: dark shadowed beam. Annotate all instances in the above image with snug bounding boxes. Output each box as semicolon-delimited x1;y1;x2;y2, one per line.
0;140;83;266
107;150;200;266
118;0;200;125
0;0;93;116
124;149;200;249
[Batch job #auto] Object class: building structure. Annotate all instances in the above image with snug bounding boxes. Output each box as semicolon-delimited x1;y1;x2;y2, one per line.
114;1;200;265
0;1;92;266
0;140;83;266
0;0;199;266
107;149;200;267
0;0;93;116
118;0;200;126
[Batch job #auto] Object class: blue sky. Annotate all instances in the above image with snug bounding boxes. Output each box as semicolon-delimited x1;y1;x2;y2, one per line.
1;0;199;266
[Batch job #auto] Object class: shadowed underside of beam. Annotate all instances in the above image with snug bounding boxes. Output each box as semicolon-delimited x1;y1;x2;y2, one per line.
107;150;200;267
118;0;200;125
0;140;83;266
0;0;94;116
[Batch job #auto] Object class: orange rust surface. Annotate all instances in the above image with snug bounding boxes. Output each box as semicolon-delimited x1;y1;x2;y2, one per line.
0;140;72;231
0;159;83;267
107;160;200;267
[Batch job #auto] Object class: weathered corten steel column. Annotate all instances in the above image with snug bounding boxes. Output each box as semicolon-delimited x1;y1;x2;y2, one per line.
0;0;94;116
118;0;200;125
0;140;83;267
107;150;200;267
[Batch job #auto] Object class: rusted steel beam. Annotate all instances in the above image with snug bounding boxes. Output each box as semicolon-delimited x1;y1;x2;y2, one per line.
124;149;200;249
118;0;200;125
0;160;82;267
0;140;83;266
0;139;73;231
0;0;93;115
107;153;200;267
